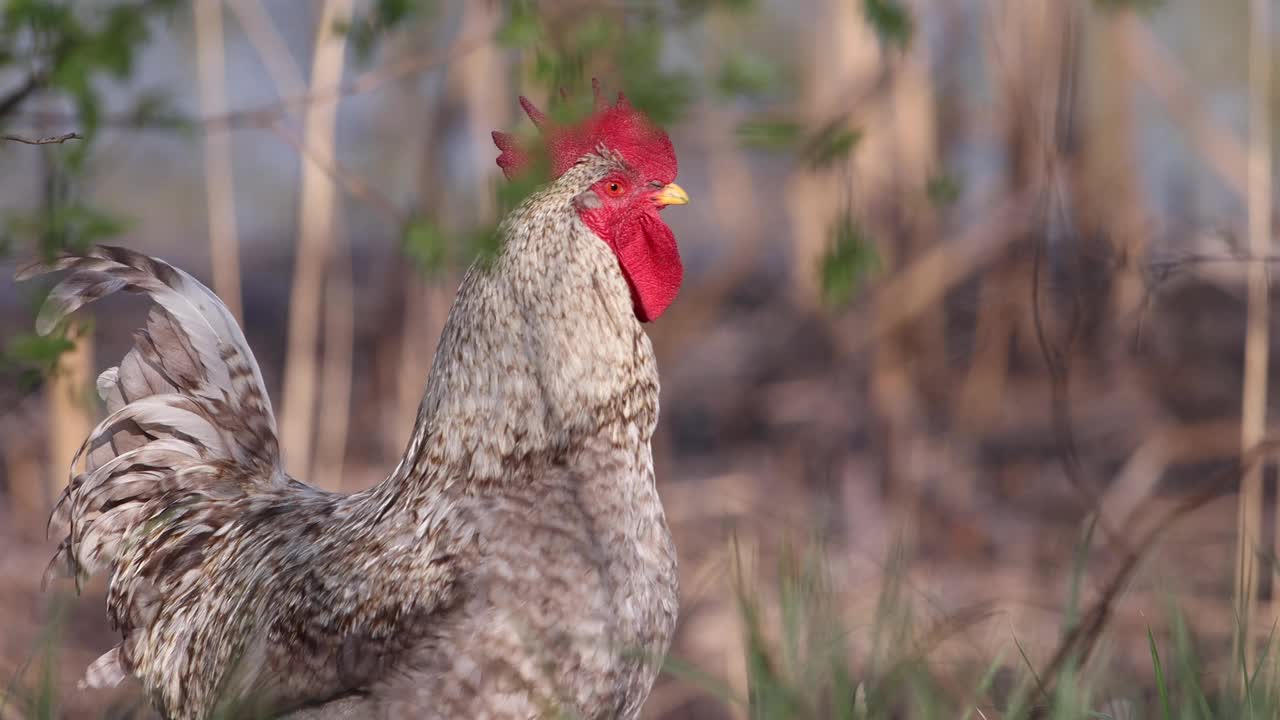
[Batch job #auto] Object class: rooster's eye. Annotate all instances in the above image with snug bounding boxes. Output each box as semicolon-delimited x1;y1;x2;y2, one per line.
605;181;625;196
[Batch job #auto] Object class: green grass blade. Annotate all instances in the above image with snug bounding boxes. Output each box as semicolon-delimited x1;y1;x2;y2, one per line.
959;649;1007;720
1148;626;1173;720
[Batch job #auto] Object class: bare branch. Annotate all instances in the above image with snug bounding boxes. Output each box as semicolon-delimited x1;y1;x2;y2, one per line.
1131;20;1248;197
204;28;497;133
1;132;83;145
267;120;405;225
0;74;44;120
3;26;496;136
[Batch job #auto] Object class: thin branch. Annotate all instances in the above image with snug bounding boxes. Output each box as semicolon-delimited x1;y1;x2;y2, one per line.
1131;19;1248;198
3;25;495;136
203;28;497;133
1;132;82;145
838;193;1035;356
267;120;405;225
0;73;44;120
227;0;307;96
6;111;189;130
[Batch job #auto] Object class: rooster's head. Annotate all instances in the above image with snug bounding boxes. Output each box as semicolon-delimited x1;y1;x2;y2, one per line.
492;80;688;322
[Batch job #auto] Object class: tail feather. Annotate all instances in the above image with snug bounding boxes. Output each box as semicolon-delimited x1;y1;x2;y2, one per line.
96;366;122;410
19;245;274;424
19;245;288;688
79;647;126;690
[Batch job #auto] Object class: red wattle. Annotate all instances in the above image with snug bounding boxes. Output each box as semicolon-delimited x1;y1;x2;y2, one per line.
614;214;683;322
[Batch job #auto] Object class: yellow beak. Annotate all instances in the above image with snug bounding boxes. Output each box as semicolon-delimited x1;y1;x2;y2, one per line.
653;182;690;207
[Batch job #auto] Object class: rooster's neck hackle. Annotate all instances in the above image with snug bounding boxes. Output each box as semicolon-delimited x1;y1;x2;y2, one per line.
387;153;659;498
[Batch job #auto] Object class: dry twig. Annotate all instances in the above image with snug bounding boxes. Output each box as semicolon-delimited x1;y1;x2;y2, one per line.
1;132;82;145
0;73;44;120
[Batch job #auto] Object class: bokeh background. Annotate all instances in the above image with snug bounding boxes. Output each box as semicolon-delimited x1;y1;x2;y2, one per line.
1;0;1279;717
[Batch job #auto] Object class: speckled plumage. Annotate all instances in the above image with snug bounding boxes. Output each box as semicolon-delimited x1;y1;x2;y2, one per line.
23;150;680;719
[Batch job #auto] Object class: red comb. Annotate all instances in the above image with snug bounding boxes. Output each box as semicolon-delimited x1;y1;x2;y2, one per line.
492;79;677;184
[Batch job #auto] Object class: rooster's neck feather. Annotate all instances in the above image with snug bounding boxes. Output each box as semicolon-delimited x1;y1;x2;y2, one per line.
383;153;658;500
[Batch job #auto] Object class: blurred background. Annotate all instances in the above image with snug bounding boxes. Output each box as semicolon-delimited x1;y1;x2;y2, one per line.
1;0;1279;717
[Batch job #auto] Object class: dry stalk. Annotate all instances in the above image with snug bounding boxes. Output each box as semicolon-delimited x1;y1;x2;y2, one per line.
316;212;354;490
1234;0;1272;670
1079;8;1145;325
280;0;353;483
46;323;92;504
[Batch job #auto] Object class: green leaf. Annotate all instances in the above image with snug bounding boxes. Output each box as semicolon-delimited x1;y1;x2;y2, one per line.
862;0;913;50
801;123;861;169
677;0;756;14
3;331;74;374
1094;0;1166;12
466;224;503;271
57;204;130;246
716;51;780;99
127;90;188;131
569;14;612;54
926;172;962;207
819;212;879;307
401;217;448;275
6;203;131;256
98;5;150;76
498;0;542;48
336;0;431;62
736;119;802;150
614;19;692;126
374;0;418;26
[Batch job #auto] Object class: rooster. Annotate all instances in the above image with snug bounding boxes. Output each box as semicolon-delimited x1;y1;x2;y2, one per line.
21;81;689;720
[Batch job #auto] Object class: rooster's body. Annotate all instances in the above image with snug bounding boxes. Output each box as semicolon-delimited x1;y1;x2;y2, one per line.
27;88;688;719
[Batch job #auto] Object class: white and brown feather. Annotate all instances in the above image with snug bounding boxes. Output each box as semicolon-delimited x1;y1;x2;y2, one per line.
23;152;678;720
